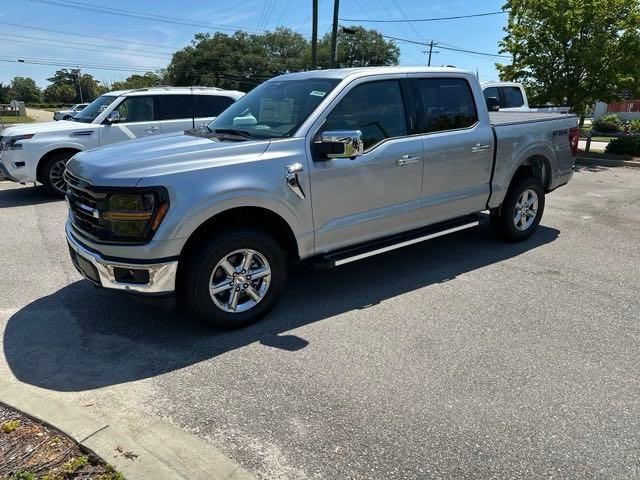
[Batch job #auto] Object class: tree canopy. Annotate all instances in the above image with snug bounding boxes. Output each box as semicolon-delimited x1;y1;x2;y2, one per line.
167;26;399;90
9;77;41;103
44;69;106;104
497;0;640;116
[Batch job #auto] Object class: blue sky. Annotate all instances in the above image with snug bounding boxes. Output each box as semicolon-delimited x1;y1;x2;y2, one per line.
0;0;509;89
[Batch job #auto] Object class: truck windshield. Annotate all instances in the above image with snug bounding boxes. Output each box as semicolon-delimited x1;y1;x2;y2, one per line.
72;95;118;123
208;78;340;139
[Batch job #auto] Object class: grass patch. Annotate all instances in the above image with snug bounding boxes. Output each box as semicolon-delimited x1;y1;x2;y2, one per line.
0;115;35;124
1;419;21;433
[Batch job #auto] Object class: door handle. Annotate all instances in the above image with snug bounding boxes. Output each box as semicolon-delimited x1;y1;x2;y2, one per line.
396;154;420;166
471;144;491;153
145;126;159;133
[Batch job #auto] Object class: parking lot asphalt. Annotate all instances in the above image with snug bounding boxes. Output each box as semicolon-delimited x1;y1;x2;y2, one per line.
1;166;640;479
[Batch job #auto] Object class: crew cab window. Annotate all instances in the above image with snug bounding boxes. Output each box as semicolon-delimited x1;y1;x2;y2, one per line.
415;78;478;133
324;80;407;150
483;87;500;103
195;96;235;117
156;95;192;120
115;96;154;123
501;86;524;108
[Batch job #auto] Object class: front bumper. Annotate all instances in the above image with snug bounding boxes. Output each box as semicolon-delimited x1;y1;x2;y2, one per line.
0;149;30;183
66;222;178;295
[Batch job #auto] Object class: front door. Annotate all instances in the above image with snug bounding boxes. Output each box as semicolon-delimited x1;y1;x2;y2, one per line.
309;78;424;253
99;96;161;145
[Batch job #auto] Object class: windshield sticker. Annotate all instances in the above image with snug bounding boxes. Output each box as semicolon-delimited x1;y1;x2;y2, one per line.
259;98;294;123
310;90;326;97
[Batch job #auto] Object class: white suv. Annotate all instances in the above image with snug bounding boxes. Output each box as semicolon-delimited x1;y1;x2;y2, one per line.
0;86;244;195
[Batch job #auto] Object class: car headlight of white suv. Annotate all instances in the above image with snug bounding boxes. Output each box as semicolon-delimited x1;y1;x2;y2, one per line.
0;134;35;151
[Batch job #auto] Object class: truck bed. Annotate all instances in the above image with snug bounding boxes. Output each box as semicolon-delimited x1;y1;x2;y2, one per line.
490;111;576;127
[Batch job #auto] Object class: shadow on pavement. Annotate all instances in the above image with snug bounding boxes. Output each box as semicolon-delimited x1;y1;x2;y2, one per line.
0;184;62;208
4;223;559;392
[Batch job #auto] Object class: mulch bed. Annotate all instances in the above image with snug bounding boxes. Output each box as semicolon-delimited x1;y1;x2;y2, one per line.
0;403;123;480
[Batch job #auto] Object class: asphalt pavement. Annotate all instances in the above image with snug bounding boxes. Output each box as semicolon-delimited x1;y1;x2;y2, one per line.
1;166;639;479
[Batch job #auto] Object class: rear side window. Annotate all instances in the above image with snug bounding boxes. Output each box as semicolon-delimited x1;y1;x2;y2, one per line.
415;78;478;133
324;80;408;150
195;95;235;118
156;95;193;121
483;87;500;102
501;86;524;108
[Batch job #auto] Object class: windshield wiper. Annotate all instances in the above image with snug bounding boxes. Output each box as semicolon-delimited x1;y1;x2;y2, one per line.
212;128;257;140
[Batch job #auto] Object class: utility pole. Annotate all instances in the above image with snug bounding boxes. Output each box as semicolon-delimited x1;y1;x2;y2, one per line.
427;41;435;67
311;0;318;69
73;67;83;103
329;0;340;68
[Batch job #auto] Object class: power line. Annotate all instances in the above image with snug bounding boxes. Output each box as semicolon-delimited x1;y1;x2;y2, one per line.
379;34;511;59
340;10;507;23
29;0;266;33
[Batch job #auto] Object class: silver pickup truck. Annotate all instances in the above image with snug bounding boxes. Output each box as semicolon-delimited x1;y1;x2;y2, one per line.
64;67;579;328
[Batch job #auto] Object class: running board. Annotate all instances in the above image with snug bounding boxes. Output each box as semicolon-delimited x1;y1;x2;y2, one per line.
315;216;481;268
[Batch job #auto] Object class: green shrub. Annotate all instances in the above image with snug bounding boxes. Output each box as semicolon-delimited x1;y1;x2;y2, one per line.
593;114;622;133
605;137;640;156
629;119;640;133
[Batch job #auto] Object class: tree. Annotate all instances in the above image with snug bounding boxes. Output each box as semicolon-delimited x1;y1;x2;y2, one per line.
317;26;400;68
46;69;104;103
9;77;41;103
0;82;11;104
497;0;640;122
43;83;76;104
110;72;162;90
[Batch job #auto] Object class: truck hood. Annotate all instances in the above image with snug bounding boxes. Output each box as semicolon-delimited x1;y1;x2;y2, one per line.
1;120;95;137
67;132;271;186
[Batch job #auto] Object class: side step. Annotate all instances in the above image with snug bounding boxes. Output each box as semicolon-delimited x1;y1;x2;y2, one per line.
315;215;481;268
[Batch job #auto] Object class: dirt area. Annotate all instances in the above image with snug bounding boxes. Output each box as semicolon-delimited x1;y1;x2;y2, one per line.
0;404;123;480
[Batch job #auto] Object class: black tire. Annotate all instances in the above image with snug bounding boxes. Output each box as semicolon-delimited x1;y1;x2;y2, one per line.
179;229;288;329
63;115;72;121
490;175;545;242
40;152;74;197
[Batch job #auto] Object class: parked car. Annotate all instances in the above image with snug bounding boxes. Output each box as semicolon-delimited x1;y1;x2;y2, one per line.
64;67;579;329
482;81;571;113
53;103;89;121
0;86;244;195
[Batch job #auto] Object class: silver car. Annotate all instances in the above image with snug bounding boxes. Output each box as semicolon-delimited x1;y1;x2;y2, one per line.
53;103;89;121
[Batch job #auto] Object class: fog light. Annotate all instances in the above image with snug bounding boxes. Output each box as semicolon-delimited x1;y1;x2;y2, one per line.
113;267;150;284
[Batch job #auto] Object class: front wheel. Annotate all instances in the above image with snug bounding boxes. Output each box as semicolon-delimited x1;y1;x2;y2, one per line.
490;176;545;242
179;229;288;329
40;152;74;197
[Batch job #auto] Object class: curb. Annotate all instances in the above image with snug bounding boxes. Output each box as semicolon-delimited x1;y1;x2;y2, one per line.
576;156;640;168
0;381;254;480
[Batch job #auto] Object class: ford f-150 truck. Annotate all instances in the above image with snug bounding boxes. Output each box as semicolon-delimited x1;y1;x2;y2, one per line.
64;67;579;328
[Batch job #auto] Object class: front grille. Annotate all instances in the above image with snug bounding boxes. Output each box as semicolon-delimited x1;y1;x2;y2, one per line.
65;170;107;240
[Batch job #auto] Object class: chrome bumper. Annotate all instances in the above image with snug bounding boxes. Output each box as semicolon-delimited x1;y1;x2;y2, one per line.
65;223;178;295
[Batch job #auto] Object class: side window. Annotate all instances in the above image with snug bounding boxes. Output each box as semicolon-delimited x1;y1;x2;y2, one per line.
483;87;500;103
195;96;235;118
324;80;407;150
415;78;478;133
501;86;524;108
115;96;154;123
156;95;193;121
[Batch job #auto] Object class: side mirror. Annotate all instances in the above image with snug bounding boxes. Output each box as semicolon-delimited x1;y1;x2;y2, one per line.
105;111;120;124
486;97;500;112
315;130;364;159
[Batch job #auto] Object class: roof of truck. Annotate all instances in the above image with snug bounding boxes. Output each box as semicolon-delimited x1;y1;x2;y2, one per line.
106;86;245;98
274;66;474;81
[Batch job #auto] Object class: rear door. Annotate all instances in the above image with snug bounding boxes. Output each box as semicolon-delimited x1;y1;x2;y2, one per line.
99;96;161;145
156;94;195;134
410;76;494;222
193;94;236;129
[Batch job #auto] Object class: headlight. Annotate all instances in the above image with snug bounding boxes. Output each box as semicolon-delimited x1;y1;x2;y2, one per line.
0;134;35;151
66;182;169;244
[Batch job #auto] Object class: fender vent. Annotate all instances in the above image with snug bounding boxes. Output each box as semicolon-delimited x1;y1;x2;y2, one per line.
70;130;93;137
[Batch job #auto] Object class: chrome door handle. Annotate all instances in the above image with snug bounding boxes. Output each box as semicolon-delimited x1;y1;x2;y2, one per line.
471;144;490;153
396;154;420;166
145;126;159;133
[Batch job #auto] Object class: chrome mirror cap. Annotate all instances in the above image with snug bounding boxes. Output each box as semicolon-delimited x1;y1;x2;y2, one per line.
105;111;121;124
320;130;364;159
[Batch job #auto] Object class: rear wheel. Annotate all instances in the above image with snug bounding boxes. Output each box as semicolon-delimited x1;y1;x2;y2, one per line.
63;115;72;121
490;176;545;241
40;151;74;197
180;229;288;329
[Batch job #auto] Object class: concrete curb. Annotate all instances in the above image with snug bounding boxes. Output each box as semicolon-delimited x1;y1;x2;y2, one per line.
576;156;640;168
0;381;254;480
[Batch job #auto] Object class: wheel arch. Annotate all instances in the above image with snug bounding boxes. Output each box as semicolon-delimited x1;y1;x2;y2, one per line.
179;206;300;266
36;147;83;182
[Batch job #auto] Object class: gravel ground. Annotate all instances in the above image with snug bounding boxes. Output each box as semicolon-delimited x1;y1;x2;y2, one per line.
0;166;639;479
